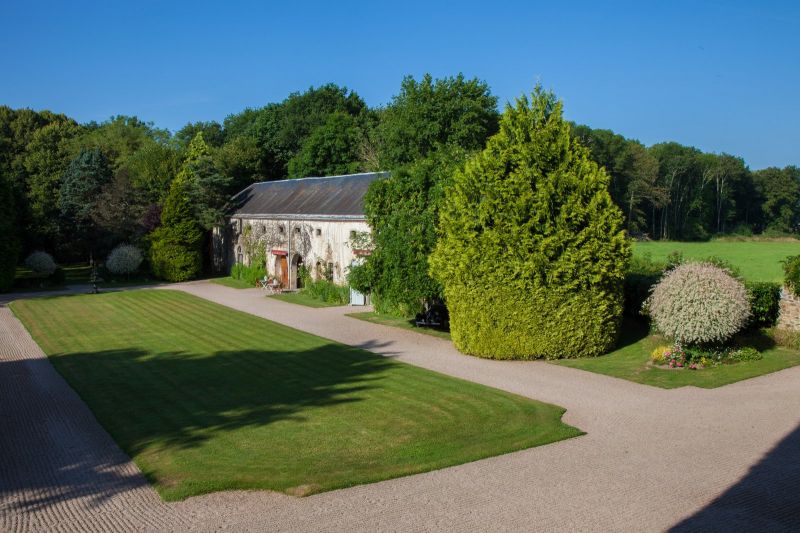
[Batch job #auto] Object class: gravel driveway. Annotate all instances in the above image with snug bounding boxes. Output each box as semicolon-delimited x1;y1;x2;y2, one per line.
1;281;798;531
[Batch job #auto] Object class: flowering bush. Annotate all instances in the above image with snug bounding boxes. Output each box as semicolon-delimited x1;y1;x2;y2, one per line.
106;244;143;275
24;251;57;277
645;262;750;346
650;345;670;364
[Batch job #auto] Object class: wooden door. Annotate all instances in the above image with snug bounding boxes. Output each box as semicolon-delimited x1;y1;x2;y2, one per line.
279;256;288;288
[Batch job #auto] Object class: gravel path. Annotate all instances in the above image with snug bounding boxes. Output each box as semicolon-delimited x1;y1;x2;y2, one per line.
1;281;799;531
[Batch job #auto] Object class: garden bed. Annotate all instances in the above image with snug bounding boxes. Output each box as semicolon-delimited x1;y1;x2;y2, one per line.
554;320;800;389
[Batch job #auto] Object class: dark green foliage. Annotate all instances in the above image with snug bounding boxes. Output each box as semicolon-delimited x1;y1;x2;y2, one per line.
624;253;665;318
59;149;113;221
0;173;19;291
431;88;630;359
744;281;781;328
783;255;800;297
377;74;498;168
223;84;368;180
363;149;463;316
753;166;800;233
287;112;364;178
149;175;202;282
175;121;225;149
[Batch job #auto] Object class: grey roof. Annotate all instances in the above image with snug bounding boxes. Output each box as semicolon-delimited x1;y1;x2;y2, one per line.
229;172;388;220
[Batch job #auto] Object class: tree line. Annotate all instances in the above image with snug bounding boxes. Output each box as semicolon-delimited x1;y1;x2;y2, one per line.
0;74;797;294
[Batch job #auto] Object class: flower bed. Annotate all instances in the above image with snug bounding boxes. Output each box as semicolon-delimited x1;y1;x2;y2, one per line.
650;344;762;370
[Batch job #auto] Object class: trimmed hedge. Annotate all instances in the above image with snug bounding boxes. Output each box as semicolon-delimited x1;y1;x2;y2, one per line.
431;88;630;359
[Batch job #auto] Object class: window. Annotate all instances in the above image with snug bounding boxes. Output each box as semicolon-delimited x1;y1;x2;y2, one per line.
316;228;322;237
294;226;301;233
278;225;285;234
326;262;334;282
349;230;357;240
236;246;243;265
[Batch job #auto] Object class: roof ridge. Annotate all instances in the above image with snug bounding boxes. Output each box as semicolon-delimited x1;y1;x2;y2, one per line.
248;171;389;187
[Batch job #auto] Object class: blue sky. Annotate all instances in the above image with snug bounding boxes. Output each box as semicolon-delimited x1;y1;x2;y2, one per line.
1;0;797;169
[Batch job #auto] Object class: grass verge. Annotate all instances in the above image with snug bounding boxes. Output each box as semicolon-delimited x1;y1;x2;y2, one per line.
10;289;580;500
210;276;254;289
554;320;800;388
269;291;346;308
347;311;452;340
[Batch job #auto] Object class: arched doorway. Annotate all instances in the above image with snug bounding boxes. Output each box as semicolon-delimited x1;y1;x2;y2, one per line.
291;254;305;289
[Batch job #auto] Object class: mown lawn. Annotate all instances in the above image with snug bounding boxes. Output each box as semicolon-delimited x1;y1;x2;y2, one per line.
209;276;254;289
347;311;452;340
269;291;345;308
10;290;580;501
633;240;800;282
554;321;800;388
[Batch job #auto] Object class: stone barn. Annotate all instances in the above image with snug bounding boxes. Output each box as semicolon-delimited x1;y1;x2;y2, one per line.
216;172;386;289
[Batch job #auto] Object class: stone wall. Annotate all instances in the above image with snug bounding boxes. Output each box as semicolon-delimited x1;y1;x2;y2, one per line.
223;216;371;288
778;288;800;331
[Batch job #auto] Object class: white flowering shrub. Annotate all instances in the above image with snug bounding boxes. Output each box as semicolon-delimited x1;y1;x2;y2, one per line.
645;262;750;345
24;251;57;276
106;244;143;275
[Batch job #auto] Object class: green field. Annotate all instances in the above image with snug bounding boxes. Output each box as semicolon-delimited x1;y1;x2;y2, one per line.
554;321;800;388
11;290;580;500
633;240;800;282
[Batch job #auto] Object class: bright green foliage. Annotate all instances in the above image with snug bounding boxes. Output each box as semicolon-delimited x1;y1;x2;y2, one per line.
23;118;84;244
363;149;464;315
431;87;630;359
300;277;350;305
377;74;498;168
149;175;202;281
230;262;265;286
0;173;19;291
287;112;364;178
123;141;182;202
178;132;231;230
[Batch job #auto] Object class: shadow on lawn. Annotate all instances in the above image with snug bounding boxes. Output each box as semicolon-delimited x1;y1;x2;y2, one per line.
670;423;800;531
48;341;397;456
612;318;650;351
1;340;397;512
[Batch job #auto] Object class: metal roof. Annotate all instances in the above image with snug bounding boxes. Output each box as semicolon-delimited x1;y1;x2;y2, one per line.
229;172;388;220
